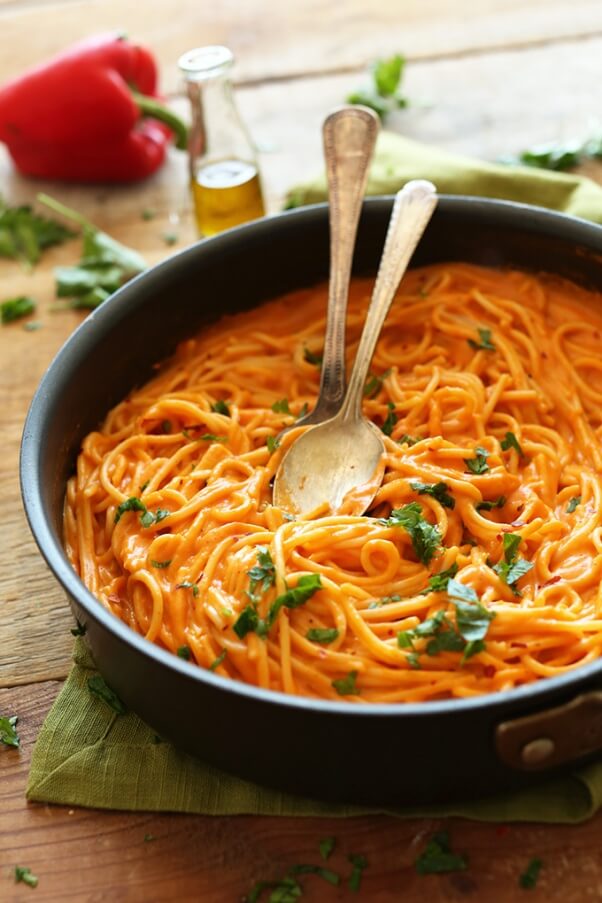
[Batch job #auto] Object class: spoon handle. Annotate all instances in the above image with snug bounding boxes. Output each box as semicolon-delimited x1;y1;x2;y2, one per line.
305;106;379;424
340;180;438;421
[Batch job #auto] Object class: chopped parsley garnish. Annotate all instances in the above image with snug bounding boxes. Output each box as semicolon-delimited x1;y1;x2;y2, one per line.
211;399;230;416
501;431;525;457
399;578;494;663
141;208;156;221
319;837;335;860
162;231;178;246
0;195;75;266
200;433;227;442
1;295;36;324
209;650;227;671
398;434;420;446
406;651;421;668
114;496;146;524
332;670;359;696
477;496;506;512
0;715;20;748
364;369;391;397
161;419;172;434
140;508;170;528
87;675;127;714
150;559;172;569
468;327;495;351
233;604;261;640
272;398;291;414
143;833;156;842
421;562;458;594
410;480;455;509
368;593;401;608
303;346;322;366
567;495;581;513
14;866;38;888
493;533;533;593
464;446;490;474
176;645;191;660
70;619;87;637
247;862;340;902
382;502;442;565
266;435;280;454
268;574;322;624
306;627;339;644
415;831;468;875
380;401;397;436
176;581;199;597
247;547;276;602
348;854;367;892
288;864;339;886
519;857;542;889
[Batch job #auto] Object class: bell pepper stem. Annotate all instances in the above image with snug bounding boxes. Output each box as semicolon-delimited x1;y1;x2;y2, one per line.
131;92;188;151
37;193;97;232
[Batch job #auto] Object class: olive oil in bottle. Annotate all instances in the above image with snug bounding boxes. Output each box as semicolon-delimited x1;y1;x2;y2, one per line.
179;46;266;237
192;159;264;236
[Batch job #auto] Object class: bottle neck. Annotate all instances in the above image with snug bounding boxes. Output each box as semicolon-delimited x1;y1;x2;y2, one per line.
185;74;256;179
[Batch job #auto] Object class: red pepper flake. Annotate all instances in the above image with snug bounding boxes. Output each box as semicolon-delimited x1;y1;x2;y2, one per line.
483;665;495;678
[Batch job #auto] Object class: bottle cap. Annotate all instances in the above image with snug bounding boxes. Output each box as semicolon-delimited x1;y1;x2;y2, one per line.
178;45;234;81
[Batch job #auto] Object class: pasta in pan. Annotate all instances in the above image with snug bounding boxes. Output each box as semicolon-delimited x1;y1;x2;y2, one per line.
64;262;602;702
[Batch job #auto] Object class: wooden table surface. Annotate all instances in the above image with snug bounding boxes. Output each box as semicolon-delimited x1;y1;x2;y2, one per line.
2;1;602;900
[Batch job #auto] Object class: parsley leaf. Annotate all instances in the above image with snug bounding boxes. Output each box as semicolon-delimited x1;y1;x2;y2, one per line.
415;831;468;875
448;578;495;659
493;533;533;591
348;854;367;892
87;675;127;714
346;53;408;121
267;435;280;454
306;627;339;644
209;650;227;671
567;495;581;513
380;402;397;436
247;876;301;902
211;399;231;416
363;369;391;398
464;446;490;474
410;480;455;509
0;195;74;266
319;837;336;860
150;559;172;569
383;502;442;565
501;431;525;457
269;574;322;624
233;604;262;639
114;496;146;524
247;547;276;602
368;593;401;608
468;327;495;351
14;866;38;888
421;562;458;594
303;346;322;366
398;434;420;446
477;496;506;511
519;857;543;889
288;864;339;886
200;433;227;442
297;403;309;420
1;295;36;324
0;714;19;748
332;670;359;696
176;581;199;597
140;508;170;528
272;398;291;414
176;645;191;660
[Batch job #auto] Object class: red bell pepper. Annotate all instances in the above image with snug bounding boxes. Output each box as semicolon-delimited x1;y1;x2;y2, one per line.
0;33;188;183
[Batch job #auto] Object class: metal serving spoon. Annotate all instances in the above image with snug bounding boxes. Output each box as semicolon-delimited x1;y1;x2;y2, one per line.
293;104;379;429
273;180;438;516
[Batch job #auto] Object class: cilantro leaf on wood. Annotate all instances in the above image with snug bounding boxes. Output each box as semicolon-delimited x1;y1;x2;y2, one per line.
415;831;468;875
87;675;127;714
410;480;455;509
383;502;442;565
468;327;495;351
319;837;336;860
288;864;340;886
0;196;74;266
348;854;368;892
0;714;19;748
1;295;36;324
465;446;490;474
346;53;408;121
519;857;543;889
14;866;39;888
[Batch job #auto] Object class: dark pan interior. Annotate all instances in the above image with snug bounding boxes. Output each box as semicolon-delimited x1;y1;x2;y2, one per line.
21;196;602;804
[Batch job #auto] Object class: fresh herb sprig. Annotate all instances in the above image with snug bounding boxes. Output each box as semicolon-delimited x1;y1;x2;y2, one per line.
381;502;442;565
501;133;602;172
415;831;468;875
0;714;20;748
493;533;533;594
410;480;455;509
1;295;36;324
346;53;409;121
465;446;490;475
468;327;495;351
0;195;75;266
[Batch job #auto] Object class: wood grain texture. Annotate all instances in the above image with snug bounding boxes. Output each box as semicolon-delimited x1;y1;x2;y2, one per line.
1;680;602;902
0;0;601;91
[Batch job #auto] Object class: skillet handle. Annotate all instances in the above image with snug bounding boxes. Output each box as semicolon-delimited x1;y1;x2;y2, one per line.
496;690;602;770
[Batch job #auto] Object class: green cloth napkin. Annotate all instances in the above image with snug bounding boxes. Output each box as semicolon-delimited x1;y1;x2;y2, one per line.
28;137;602;821
285;131;602;224
27;641;602;822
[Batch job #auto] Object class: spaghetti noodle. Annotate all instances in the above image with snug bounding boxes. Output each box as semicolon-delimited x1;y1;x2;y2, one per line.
64;262;602;702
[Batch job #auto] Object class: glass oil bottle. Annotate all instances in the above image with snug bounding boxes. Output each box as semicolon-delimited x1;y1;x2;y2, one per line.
178;45;266;237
